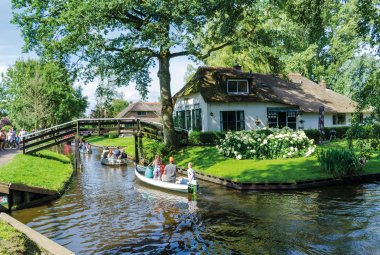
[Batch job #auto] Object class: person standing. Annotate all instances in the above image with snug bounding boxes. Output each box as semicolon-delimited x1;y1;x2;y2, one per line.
150;155;162;180
0;129;5;151
162;157;177;183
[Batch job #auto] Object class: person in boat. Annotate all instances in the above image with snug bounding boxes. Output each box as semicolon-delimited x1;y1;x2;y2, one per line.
176;162;196;185
85;142;92;153
150;155;162;180
107;149;114;159
120;149;127;159
114;147;121;158
162;156;176;183
187;162;196;184
102;147;110;159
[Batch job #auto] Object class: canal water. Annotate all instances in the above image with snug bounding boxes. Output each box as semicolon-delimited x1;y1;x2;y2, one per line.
12;147;380;254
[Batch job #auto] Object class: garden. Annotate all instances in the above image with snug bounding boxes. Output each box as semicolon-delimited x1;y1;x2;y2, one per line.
88;124;380;184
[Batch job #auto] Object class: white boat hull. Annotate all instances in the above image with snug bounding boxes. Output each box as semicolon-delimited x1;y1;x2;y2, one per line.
135;165;190;193
101;158;128;166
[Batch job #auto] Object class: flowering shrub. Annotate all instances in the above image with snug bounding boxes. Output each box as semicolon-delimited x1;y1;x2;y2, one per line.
216;128;316;160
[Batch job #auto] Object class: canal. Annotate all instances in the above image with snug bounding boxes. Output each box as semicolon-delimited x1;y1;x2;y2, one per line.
12;147;380;254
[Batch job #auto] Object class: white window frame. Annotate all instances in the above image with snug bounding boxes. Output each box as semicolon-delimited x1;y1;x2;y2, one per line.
227;79;249;94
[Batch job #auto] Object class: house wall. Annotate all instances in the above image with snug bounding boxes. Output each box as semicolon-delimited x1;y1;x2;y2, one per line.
301;113;352;129
175;95;366;131
206;102;295;131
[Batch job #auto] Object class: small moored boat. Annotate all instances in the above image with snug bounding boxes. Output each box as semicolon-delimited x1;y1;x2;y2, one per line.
135;165;199;194
101;158;128;166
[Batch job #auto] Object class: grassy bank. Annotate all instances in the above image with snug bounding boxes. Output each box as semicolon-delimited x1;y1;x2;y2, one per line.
173;140;380;183
86;136;153;157
0;220;46;255
0;150;73;193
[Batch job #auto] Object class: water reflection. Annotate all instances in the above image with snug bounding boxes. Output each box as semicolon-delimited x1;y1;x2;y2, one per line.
11;148;380;255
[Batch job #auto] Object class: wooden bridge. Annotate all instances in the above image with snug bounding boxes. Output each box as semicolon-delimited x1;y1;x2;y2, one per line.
21;118;188;155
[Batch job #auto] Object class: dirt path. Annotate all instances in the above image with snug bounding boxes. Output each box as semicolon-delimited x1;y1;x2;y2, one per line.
0;149;19;166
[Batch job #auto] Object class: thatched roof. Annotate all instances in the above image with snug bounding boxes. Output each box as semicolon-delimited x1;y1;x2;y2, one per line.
174;67;357;113
116;101;161;118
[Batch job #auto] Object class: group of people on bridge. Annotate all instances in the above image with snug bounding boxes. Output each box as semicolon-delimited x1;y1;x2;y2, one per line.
147;155;196;185
0;127;27;152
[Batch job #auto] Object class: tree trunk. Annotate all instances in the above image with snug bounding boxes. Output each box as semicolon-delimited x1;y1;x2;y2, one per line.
158;53;177;147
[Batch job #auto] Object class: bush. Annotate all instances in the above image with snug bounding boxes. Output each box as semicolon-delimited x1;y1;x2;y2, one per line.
1;125;12;132
304;129;320;143
199;131;226;144
317;148;363;177
217;127;315;160
189;131;201;145
108;131;118;139
144;140;175;162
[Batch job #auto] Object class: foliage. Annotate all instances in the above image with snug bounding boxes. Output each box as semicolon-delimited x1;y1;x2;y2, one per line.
217;128;315;160
316;148;363;177
303;129;320;144
90;79;128;118
199;131;226;145
144;140;176;163
189;131;226;145
110;98;129;117
1;125;12;132
11;0;327;147
304;127;350;143
0;150;73;192
189;131;201;145
0;60;88;130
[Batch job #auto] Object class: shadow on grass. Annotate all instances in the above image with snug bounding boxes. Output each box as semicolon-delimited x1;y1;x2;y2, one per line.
175;146;226;170
34;152;70;164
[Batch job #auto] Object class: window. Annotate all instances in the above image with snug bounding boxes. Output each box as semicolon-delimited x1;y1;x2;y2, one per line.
267;108;299;129
333;113;346;125
192;109;202;131
185;110;191;130
220;111;245;131
227;80;248;94
137;111;147;116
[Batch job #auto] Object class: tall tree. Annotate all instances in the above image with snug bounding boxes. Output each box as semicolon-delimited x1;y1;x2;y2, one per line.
12;0;279;146
0;60;88;130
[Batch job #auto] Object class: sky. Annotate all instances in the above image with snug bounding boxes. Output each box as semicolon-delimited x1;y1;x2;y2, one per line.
0;1;198;114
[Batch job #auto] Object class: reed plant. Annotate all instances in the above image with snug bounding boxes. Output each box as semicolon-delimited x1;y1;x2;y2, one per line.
317;148;363;177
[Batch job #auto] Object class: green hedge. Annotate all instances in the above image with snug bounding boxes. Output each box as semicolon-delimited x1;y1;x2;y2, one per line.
189;131;225;145
304;127;350;143
108;131;119;139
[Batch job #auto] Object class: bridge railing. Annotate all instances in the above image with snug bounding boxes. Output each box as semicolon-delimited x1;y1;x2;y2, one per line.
21;118;188;154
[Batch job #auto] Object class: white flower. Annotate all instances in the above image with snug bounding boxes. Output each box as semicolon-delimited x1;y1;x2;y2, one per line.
236;154;242;160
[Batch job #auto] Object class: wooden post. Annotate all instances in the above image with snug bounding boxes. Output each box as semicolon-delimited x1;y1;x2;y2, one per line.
8;191;13;214
97;120;101;136
22;137;25;154
117;120;121;136
134;134;139;164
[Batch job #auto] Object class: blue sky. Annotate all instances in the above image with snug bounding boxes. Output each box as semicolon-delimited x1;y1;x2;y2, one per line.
0;1;197;113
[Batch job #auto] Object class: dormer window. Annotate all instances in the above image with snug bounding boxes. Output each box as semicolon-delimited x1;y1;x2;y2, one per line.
227;79;248;94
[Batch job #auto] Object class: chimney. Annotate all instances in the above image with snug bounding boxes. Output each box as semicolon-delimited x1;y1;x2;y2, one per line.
233;59;242;71
319;77;326;89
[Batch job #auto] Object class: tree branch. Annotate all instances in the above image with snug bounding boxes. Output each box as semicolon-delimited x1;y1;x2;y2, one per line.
170;51;190;58
198;40;235;59
104;46;159;57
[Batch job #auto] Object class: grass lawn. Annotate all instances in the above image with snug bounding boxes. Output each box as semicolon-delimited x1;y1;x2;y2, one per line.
173;139;380;183
86;136;153;157
0;150;73;193
0;220;44;255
